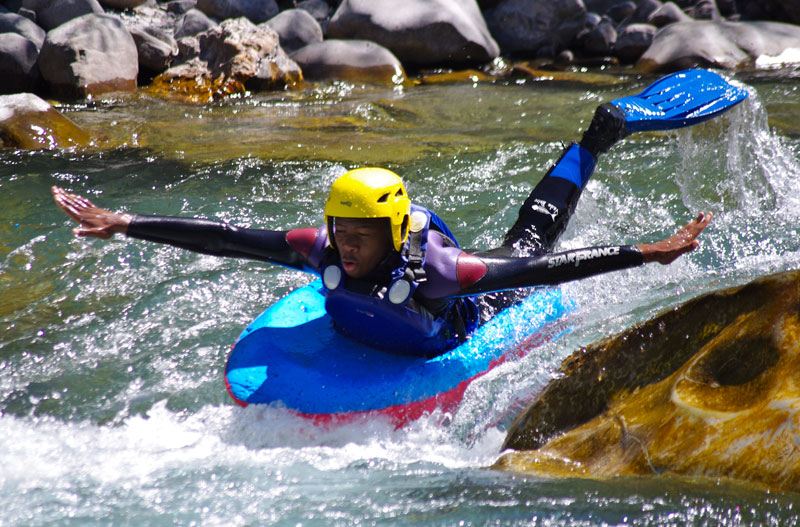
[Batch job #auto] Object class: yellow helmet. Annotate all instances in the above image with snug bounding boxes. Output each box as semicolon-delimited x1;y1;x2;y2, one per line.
324;167;411;252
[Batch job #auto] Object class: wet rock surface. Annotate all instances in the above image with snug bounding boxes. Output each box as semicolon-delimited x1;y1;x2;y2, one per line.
148;17;300;101
497;269;800;493
0;92;91;148
290;39;404;84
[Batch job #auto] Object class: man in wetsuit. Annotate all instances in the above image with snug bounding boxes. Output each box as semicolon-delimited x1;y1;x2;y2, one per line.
52;105;711;356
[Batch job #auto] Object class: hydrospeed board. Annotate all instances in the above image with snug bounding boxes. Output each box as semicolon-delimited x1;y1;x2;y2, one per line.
225;280;571;426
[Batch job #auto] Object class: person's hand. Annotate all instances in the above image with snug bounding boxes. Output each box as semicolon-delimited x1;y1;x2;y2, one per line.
52;186;132;239
637;212;712;265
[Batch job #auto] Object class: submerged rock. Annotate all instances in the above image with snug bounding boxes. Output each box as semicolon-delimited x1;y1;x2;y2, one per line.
496;269;800;493
638;20;800;72
0;93;91;149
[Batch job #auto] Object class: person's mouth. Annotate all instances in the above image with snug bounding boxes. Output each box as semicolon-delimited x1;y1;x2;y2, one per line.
341;258;358;273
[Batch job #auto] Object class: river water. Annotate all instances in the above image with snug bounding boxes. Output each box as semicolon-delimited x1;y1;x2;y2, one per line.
2;70;800;525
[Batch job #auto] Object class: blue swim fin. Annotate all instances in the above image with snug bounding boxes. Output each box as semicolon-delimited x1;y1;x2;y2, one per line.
611;69;749;134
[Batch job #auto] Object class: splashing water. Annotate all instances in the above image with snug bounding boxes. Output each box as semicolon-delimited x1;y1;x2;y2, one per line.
2;78;800;525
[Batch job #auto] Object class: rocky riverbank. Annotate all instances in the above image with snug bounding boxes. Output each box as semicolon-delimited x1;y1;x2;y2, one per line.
2;0;800;104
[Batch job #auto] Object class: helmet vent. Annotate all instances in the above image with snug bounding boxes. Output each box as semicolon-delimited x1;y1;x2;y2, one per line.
377;192;390;203
395;189;404;196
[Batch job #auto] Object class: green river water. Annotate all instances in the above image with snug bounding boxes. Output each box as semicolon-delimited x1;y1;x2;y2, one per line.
2;70;800;525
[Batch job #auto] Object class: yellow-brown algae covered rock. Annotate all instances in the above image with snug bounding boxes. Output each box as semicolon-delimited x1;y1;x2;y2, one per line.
147;17;302;102
0;93;91;149
418;69;492;85
496;269;800;493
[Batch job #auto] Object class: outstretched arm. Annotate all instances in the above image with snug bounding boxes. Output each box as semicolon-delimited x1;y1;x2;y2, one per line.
452;212;713;296
52;186;317;272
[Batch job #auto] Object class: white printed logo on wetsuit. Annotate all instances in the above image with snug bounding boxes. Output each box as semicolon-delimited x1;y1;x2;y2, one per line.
548;246;620;268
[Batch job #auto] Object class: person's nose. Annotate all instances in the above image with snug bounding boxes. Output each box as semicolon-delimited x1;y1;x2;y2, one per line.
338;235;359;253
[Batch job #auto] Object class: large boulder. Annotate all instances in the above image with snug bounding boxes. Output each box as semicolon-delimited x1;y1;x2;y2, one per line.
0;33;40;94
22;0;104;31
0;12;46;51
0;92;91;149
290;39;405;84
150;17;300;101
38;14;138;98
327;0;499;66
262;8;322;53
485;0;586;55
496;269;800;494
196;0;278;23
638;20;800;72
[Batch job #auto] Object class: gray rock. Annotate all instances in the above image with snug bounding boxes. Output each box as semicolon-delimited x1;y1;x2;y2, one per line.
18;7;36;21
157;17;300;95
329;0;499;65
580;18;616;55
690;0;720;20
262;8;322;52
22;0;104;31
648;2;692;27
626;0;662;23
129;25;177;72
607;1;636;22
175;8;217;39
638;20;800;72
0;12;46;51
296;0;329;22
0;32;40;93
584;11;602;29
98;0;147;8
175;35;201;63
165;0;197;14
196;0;278;23
486;0;584;55
38;13;138;98
583;0;623;15
614;22;656;63
290;39;404;83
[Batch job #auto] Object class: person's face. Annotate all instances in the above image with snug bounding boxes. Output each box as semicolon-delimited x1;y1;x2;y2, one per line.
332;217;393;278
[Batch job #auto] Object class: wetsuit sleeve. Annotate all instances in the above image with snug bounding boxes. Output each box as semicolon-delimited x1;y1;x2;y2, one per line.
126;215;310;271
456;245;644;296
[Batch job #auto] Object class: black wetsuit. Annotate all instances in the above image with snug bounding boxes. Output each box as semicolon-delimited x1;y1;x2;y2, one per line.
126;143;644;326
